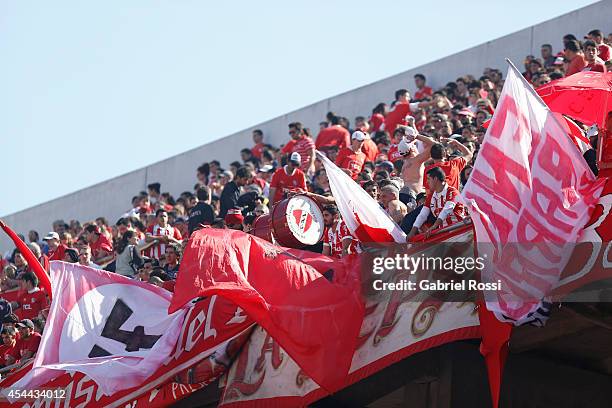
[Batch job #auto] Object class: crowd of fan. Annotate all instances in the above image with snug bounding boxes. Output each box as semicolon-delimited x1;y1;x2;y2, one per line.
0;29;610;373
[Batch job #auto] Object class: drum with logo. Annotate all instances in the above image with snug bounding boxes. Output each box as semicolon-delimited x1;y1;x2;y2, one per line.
252;195;324;248
271;194;325;248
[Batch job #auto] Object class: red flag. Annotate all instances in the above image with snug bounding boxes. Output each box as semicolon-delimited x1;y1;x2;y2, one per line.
169;229;364;392
0;220;52;299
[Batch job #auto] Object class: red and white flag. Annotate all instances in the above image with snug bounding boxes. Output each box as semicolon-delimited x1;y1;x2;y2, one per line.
7;261;188;396
462;63;605;324
317;151;406;243
169;228;364;392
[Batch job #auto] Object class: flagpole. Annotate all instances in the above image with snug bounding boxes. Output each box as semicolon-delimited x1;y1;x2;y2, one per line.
504;57;570;136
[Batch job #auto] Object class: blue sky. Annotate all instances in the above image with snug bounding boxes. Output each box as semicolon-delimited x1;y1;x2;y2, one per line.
0;0;597;216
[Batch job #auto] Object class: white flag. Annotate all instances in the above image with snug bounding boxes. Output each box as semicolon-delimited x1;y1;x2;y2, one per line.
461;62;604;324
317;151;406;243
9;261;188;396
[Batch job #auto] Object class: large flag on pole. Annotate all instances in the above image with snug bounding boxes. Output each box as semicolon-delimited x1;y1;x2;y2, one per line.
462;60;605;324
317;151;406;243
8;261;188;396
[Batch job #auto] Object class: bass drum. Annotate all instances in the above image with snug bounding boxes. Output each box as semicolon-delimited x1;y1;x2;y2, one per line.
252;213;273;243
270;195;324;248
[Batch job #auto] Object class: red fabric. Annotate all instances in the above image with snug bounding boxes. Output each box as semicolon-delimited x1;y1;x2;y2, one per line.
369;113;385;133
598;43;611;62
566;54;587;76
18;332;42;358
424;185;465;227
269;166;307;202
293;136;316;172
537;71;612;128
89;234;113;259
477;303;512;408
48;244;68;262
145;225;183;259
281;139;297;154
169;229;364;392
583;60;607;73
387;144;403;162
161;280;175;292
423;157;467;191
251;143;265;159
0;221;52;299
315;126;350;150
17;289;48;320
384;102;412;136
322;220;355;258
414;86;433;100
0;343;20;366
361;138;379;162
335;147;366;180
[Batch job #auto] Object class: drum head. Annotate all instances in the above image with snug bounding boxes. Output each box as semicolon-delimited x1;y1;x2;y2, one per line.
282;195;324;246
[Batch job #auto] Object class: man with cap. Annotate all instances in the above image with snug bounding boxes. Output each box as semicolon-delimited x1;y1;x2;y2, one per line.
44;231;68;262
16;319;41;360
336;131;367;180
268;152;307;205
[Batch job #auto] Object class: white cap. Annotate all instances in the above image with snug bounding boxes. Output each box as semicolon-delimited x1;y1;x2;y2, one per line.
352;131;366;141
290;152;302;163
43;232;60;241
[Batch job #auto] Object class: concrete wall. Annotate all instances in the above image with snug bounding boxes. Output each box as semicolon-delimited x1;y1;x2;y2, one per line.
2;1;611;251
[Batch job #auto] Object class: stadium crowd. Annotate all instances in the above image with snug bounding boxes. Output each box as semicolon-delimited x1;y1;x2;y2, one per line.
0;29;610;374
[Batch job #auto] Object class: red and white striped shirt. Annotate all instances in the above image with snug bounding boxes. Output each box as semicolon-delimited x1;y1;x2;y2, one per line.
145;224;182;260
323;219;357;258
291;136;315;172
414;184;465;229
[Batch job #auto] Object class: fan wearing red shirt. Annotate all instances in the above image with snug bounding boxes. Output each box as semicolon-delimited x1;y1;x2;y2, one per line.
282;122;316;174
0;326;20;367
16;319;41;360
383;89;429;136
43;232;68;262
269;152;307;205
15;272;48;321
355;117;379;162
336;131;367;180
315;115;350;150
84;224;113;264
321;205;357;258
564;40;587;77
582;40;607;73
407;167;465;241
423;139;472;191
369;103;388;133
587;29;611;62
251;129;266;160
413;74;433;100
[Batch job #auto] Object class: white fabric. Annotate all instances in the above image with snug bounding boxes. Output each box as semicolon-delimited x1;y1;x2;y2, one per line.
317;152;406;243
461;64;604;324
8;262;187;396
